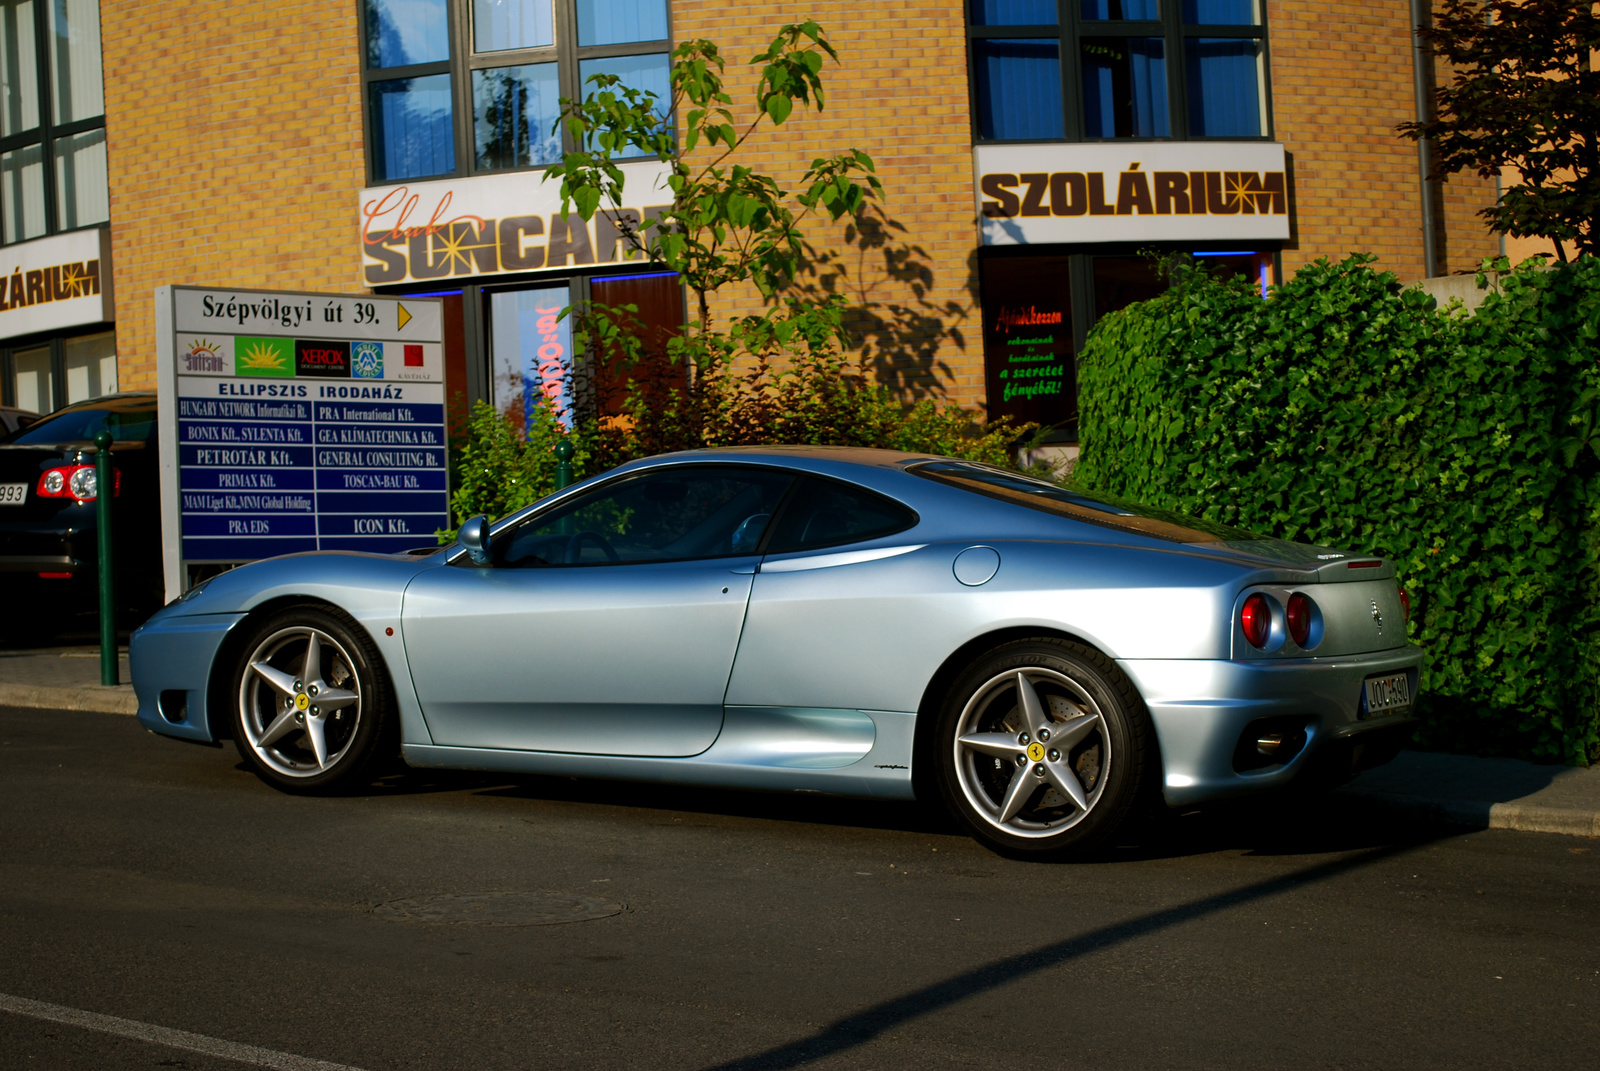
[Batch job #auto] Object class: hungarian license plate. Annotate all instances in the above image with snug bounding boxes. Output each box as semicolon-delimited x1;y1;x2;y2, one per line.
1362;672;1412;717
0;482;25;505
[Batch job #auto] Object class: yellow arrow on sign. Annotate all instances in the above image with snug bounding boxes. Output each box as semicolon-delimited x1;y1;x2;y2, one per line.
396;303;413;331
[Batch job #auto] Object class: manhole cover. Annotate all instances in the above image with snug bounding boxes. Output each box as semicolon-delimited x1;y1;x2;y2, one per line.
372;891;624;927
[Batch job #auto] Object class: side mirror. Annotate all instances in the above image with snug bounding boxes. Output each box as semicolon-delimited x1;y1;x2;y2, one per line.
458;515;492;565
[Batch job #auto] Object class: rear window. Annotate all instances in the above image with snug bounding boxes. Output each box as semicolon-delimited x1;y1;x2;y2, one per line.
908;460;1262;544
0;398;156;445
765;476;918;553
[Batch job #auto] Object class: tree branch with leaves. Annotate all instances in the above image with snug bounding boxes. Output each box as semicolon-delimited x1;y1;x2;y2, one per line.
543;21;883;344
1399;0;1599;260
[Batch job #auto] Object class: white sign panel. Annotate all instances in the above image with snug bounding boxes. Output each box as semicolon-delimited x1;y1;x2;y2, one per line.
156;286;446;602
0;227;113;339
358;160;675;287
974;142;1289;245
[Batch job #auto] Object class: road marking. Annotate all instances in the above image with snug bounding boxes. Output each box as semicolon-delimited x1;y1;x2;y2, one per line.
0;992;369;1071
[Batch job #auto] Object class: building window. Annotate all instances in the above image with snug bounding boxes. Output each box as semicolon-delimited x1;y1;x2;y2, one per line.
967;0;1268;142
360;0;673;184
0;0;108;243
2;327;115;413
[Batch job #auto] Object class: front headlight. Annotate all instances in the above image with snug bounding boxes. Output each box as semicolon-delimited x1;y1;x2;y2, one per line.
175;577;213;604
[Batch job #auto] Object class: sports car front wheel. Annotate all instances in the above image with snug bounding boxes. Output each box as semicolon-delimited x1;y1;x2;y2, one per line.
229;607;392;793
935;639;1154;859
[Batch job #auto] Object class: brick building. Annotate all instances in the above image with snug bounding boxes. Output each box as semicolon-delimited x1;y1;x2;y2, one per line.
0;1;1506;441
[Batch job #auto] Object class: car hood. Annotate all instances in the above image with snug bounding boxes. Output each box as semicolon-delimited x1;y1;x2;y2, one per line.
157;549;446;619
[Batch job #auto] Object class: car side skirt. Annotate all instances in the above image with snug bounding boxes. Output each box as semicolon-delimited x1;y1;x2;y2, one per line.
402;706;918;800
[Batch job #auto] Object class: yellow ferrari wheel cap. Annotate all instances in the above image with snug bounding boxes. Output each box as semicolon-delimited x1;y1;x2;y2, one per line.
296;693;310;711
1027;741;1046;762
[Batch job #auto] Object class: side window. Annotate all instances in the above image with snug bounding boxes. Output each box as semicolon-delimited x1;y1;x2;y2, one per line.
765;477;918;554
493;466;793;567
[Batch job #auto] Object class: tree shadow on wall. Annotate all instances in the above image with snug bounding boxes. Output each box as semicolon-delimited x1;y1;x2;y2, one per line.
794;206;977;401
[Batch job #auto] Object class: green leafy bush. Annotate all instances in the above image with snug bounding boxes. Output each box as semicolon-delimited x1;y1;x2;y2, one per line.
1075;253;1600;764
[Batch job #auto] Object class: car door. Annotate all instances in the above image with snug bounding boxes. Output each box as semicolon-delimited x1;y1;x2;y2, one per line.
401;464;793;756
725;475;948;715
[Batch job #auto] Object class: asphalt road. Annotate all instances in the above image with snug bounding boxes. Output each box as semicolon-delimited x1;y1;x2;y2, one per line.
1;706;1596;1071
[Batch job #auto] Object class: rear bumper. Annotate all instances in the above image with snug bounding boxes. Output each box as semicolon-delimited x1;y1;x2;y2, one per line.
1119;646;1423;807
131;611;247;742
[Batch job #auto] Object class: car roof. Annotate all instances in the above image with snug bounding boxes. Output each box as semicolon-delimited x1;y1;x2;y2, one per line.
617;445;943;473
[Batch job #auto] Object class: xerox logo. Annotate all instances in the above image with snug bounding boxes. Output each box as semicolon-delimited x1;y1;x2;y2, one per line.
295;339;351;378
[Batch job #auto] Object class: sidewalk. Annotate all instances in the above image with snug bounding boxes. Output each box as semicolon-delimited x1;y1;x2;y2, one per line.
0;644;136;715
1;644;1596;836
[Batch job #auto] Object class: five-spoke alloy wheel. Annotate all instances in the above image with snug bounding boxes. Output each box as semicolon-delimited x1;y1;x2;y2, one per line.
230;607;392;792
935;638;1153;859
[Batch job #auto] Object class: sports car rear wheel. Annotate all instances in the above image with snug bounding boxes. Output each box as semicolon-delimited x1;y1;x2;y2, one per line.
935;639;1153;859
230;607;391;793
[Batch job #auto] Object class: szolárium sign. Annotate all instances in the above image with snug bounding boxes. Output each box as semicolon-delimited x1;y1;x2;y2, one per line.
155;286;446;601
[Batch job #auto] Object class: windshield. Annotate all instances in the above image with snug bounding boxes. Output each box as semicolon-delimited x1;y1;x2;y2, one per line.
908;460;1264;544
0;397;157;445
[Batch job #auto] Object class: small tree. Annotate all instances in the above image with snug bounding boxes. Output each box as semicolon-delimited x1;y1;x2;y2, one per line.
1399;0;1599;260
544;21;882;347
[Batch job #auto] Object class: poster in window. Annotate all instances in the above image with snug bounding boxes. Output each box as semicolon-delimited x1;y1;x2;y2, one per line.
980;255;1075;431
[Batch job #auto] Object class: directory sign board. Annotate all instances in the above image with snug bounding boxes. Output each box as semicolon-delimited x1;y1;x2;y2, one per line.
155;286;446;602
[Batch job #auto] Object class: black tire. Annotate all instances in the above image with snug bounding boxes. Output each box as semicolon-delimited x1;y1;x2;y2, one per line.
934;638;1155;860
228;606;393;794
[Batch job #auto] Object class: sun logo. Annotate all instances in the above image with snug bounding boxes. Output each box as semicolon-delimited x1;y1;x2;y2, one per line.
60;262;88;296
182;339;226;373
238;341;286;370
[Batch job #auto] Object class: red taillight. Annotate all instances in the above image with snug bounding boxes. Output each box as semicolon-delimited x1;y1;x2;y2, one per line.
1240;593;1271;649
36;465;119;501
1399;587;1411;624
1286;592;1312;647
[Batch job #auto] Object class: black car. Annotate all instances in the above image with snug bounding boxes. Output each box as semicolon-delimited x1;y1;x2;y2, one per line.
0;393;163;641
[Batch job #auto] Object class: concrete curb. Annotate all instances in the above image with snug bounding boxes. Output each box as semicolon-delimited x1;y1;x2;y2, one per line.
0;682;137;716
1338;787;1600;837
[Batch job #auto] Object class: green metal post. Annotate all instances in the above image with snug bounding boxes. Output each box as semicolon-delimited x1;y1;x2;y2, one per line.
93;429;117;686
554;439;574;490
554;440;574;536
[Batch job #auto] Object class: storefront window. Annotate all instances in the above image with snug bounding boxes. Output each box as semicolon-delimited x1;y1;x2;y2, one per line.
489;282;574;429
979;255;1075;432
9;342;49;411
0;0;107;242
361;0;674;183
62;327;113;401
2;329;116;413
967;0;1269;142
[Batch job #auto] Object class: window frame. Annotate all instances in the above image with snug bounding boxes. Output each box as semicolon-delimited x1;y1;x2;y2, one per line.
358;0;675;185
475;462;799;569
965;0;1273;144
0;0;109;245
0;325;117;412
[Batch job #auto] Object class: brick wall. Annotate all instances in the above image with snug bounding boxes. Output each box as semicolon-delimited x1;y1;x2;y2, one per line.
669;2;983;406
102;0;367;392
1269;0;1499;281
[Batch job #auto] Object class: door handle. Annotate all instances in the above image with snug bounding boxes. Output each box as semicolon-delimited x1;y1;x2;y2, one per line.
728;564;758;575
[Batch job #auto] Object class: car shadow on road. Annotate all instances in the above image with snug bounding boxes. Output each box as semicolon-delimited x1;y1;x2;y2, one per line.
351;762;1465;858
692;830;1444;1071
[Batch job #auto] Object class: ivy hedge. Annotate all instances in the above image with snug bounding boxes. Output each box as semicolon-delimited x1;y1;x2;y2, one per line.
1075;254;1600;765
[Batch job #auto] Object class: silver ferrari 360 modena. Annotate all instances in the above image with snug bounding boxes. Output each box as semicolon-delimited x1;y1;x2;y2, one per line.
131;447;1421;858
